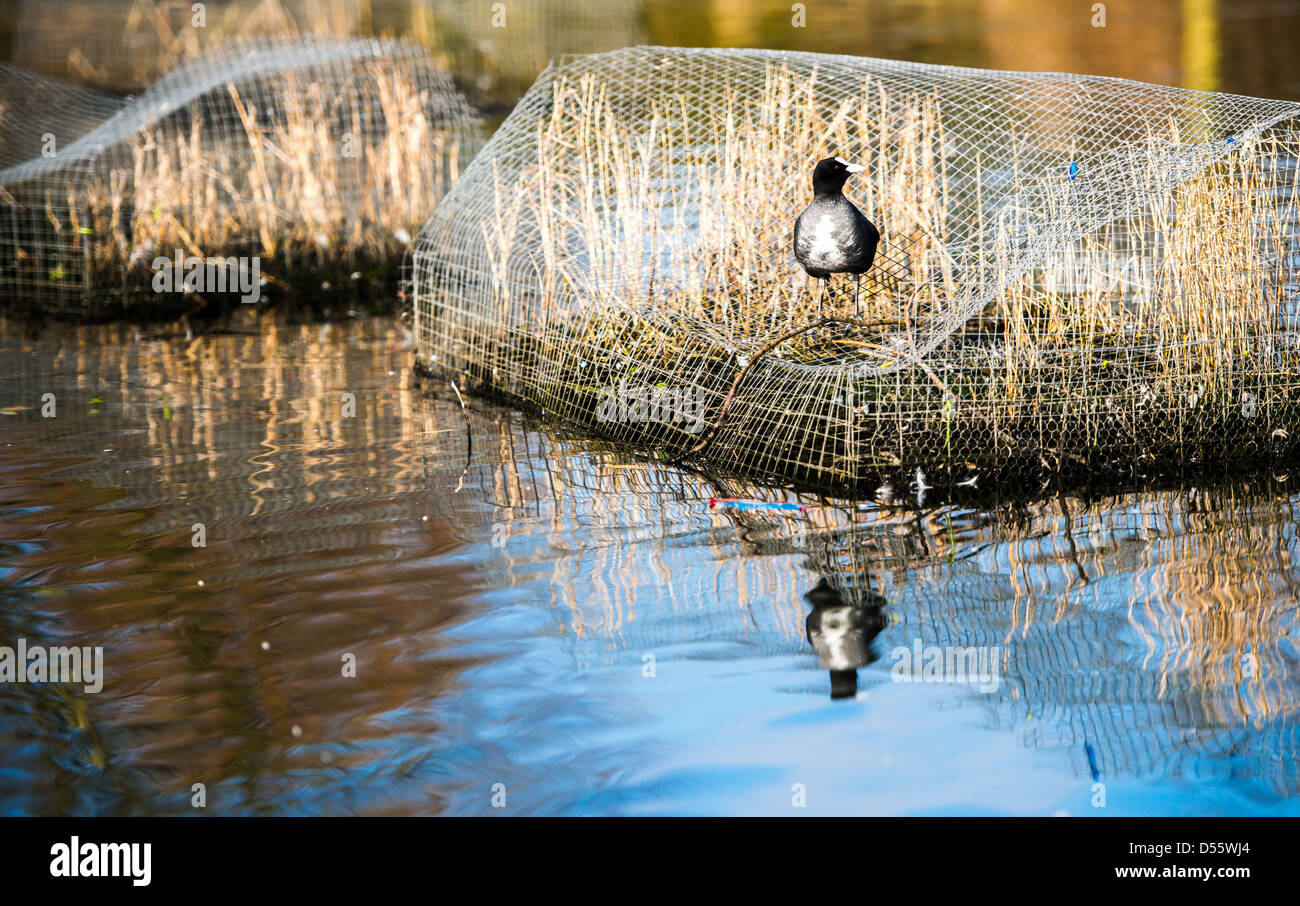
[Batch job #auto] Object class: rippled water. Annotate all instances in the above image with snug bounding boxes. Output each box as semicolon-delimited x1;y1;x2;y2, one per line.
2;312;1299;815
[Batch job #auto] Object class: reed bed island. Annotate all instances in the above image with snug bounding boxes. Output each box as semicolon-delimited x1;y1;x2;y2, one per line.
0;37;479;316
412;46;1300;491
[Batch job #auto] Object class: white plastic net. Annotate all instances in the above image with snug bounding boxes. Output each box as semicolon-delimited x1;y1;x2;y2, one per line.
0;36;478;312
412;45;1300;487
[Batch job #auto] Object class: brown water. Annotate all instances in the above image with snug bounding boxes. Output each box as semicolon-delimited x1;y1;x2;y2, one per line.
2;311;1299;815
4;0;1300;101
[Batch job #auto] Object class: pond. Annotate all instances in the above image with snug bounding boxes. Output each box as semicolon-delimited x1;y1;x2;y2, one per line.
2;312;1297;815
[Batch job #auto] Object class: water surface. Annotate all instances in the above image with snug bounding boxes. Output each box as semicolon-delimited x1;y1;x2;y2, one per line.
1;312;1297;815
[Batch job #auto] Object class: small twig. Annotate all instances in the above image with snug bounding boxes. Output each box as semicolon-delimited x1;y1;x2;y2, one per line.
903;287;954;399
449;380;472;489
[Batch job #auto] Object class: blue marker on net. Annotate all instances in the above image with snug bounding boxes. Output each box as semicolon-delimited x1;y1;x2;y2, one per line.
709;497;809;512
1085;741;1100;781
1068;161;1078;181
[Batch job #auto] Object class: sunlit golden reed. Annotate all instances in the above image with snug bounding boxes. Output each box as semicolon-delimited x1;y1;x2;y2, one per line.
466;63;1300;478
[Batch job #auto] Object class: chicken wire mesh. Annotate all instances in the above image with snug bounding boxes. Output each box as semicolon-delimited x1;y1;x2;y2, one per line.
412;45;1300;490
0;36;478;313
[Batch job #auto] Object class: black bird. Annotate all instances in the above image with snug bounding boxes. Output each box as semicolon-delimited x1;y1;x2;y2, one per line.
804;577;887;700
793;156;880;317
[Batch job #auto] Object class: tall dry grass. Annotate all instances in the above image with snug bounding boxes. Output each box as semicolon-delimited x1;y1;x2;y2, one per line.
58;61;464;298
495;66;956;345
474;63;1300;467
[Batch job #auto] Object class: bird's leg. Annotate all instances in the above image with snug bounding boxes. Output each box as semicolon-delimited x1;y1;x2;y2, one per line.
853;274;860;318
818;278;827;317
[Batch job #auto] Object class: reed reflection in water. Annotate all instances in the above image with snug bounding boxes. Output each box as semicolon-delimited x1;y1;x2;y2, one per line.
0;312;1298;814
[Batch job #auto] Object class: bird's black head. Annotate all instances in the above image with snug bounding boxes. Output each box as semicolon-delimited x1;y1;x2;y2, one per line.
811;156;865;195
804;577;844;609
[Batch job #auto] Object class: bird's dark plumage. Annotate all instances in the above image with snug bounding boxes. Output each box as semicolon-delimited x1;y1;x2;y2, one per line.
803;577;888;700
793;157;880;315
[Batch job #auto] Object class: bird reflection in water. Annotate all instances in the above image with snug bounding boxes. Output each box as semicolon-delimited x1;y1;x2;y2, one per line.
804;577;887;700
709;498;888;699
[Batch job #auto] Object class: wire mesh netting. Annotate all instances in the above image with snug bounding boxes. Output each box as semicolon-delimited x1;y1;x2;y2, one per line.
0;36;479;313
412;45;1300;489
